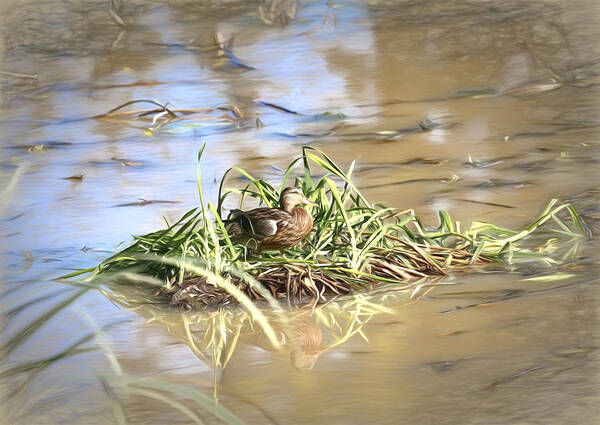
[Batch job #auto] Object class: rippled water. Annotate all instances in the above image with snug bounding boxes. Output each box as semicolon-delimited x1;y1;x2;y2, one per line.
1;1;599;424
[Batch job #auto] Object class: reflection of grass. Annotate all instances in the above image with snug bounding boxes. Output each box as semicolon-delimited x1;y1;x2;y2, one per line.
0;287;91;358
108;284;434;374
88;299;247;425
0;286;247;425
64;146;588;309
8;280;401;423
0;286;97;423
1;281;424;424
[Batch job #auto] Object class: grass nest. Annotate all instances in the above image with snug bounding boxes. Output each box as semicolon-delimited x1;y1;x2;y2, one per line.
64;146;589;310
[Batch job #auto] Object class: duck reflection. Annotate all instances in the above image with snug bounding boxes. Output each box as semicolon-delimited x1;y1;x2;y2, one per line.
287;315;323;370
105;284;414;376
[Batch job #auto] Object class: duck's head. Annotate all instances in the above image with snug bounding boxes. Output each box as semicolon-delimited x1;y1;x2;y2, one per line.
280;187;317;212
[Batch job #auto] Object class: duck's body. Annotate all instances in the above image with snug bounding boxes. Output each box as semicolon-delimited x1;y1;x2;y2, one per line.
225;187;316;255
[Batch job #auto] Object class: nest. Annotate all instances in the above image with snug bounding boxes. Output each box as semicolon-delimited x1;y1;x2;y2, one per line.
167;243;490;310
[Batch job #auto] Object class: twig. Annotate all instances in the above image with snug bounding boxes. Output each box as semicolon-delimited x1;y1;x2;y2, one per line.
0;71;38;80
101;99;176;117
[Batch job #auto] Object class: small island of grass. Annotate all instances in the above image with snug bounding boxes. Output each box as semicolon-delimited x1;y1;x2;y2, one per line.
63;146;589;310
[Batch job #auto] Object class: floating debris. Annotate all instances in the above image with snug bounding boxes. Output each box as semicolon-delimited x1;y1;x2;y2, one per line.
483;364;547;391
107;0;127;28
0;70;38;80
12;141;71;152
259;0;297;26
24;144;46;153
255;100;301;115
113;198;180;208
455;199;516;209
88;157;146;168
4;212;26;222
23;251;34;272
361;176;459;190
213;32;255;70
115;158;143;167
94;99;249;134
503;80;563;97
62;174;84;182
314;111;347;121
474;179;532;190
465;155;516;169
357;158;447;172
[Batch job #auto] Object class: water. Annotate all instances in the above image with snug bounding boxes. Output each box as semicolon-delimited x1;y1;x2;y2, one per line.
1;1;599;424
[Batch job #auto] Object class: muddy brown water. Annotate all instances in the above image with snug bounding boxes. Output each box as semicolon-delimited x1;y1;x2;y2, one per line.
1;1;600;424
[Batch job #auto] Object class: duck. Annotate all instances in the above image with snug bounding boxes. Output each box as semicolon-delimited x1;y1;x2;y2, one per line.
225;187;317;256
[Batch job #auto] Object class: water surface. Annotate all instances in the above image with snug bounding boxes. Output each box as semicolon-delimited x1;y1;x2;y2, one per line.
1;1;599;424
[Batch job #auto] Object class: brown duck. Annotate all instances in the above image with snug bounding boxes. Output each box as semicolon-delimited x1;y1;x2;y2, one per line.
225;187;317;256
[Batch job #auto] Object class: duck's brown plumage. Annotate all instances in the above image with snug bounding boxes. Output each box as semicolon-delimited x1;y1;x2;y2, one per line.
225;187;315;253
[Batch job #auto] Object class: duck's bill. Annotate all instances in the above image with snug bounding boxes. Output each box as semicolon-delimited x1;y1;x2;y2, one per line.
303;198;318;207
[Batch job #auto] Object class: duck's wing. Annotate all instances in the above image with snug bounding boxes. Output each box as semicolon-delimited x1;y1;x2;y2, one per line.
229;208;291;240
